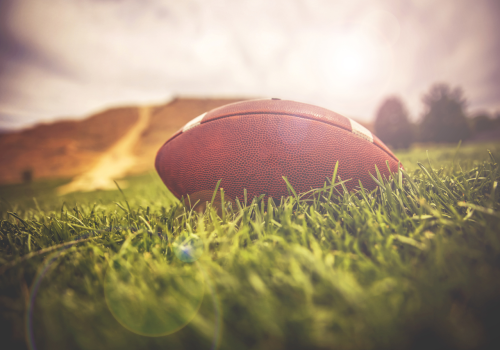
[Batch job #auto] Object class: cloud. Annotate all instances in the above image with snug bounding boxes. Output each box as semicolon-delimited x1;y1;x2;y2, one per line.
0;0;499;129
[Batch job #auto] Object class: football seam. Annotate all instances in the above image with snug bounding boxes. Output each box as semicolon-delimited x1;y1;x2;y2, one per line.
165;111;399;164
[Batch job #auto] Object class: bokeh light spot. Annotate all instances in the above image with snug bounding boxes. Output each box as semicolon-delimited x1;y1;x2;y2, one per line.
173;234;204;263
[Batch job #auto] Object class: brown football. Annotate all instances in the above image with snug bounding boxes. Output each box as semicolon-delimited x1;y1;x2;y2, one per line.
155;99;401;202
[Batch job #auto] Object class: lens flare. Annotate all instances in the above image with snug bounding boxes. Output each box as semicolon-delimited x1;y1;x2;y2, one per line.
25;227;221;349
104;236;205;336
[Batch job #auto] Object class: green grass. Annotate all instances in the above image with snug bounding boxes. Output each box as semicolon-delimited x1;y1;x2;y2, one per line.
1;142;500;350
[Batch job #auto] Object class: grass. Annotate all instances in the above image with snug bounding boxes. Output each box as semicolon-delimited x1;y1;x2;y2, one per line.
1;142;500;350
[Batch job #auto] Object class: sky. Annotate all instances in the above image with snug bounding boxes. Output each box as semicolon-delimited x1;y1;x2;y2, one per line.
0;0;499;130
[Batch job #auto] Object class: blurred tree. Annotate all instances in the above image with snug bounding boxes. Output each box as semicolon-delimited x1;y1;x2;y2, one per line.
472;111;494;133
492;112;500;129
419;83;470;143
374;96;413;149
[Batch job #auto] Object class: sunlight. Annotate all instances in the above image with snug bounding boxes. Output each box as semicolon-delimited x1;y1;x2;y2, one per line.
333;41;369;78
322;29;393;99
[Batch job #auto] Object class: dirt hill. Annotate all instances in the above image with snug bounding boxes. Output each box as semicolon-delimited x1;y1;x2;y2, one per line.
0;106;139;184
0;98;246;185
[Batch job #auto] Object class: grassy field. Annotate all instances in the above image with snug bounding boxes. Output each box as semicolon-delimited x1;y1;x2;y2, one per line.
1;142;500;350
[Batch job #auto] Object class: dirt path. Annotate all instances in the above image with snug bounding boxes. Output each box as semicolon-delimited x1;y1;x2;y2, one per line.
58;106;151;194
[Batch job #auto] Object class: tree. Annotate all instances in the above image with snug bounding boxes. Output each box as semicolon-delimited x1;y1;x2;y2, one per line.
472;111;494;133
374;96;414;149
419;83;470;143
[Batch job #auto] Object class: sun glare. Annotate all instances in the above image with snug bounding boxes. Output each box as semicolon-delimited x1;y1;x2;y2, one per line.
333;43;369;78
322;29;393;99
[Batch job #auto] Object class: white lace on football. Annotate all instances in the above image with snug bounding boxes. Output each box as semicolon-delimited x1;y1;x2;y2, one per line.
182;112;207;132
348;118;373;143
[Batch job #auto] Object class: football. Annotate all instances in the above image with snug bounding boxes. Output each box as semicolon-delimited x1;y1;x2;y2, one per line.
155;98;401;204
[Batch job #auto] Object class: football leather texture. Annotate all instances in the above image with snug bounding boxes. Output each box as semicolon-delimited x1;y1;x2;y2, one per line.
155;99;401;202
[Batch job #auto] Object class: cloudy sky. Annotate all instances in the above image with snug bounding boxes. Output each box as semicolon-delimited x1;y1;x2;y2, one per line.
0;0;499;129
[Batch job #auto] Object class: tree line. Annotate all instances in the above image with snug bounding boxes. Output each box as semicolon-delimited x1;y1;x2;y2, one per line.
373;83;500;149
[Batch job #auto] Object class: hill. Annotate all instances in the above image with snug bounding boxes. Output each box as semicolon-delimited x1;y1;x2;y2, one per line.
0;106;139;184
0;98;246;185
